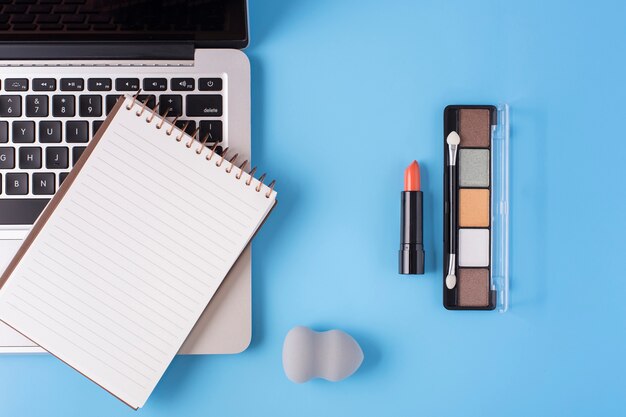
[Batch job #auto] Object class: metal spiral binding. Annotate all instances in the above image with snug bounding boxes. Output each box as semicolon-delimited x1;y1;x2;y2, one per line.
176;121;190;141
126;91;276;198
146;102;160;123
225;154;239;173
236;160;248;179
196;134;210;154
215;147;229;167
186;127;200;148
245;167;257;186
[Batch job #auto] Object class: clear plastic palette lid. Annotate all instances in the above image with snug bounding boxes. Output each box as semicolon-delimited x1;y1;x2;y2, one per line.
490;104;509;312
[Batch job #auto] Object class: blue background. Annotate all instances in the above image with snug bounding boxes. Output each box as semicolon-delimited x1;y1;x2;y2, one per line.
2;1;625;415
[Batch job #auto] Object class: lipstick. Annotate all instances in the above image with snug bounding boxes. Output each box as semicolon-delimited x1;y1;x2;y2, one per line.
399;160;425;275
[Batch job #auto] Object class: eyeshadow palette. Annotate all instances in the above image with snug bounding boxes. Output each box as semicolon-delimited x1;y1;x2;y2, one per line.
443;105;509;311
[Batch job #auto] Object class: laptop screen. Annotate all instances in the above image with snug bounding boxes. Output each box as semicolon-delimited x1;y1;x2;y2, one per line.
0;0;248;48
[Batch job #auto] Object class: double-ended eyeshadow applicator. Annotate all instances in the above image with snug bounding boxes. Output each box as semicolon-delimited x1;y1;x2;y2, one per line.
445;131;460;289
399;160;425;275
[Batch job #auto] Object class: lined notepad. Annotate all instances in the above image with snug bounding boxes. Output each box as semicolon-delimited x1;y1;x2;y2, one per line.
0;96;276;409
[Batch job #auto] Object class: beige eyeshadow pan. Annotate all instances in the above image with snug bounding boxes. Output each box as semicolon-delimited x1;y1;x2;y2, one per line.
459;189;490;227
459;109;491;147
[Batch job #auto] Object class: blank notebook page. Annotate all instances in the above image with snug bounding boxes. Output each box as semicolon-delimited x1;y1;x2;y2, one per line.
0;96;276;409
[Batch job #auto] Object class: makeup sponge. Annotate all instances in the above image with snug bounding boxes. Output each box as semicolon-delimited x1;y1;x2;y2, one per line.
282;326;364;383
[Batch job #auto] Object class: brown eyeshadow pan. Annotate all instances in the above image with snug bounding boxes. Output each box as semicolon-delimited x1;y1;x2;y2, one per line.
457;268;490;307
459;109;491;147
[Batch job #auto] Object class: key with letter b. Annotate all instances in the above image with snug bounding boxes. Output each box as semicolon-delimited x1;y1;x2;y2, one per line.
6;173;28;195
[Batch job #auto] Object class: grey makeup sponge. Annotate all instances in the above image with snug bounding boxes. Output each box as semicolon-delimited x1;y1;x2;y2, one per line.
282;326;364;383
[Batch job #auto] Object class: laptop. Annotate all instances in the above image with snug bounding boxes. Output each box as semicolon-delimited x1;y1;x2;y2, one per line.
0;0;252;354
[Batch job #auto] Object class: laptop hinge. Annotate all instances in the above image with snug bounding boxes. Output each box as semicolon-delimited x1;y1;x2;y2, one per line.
0;42;195;61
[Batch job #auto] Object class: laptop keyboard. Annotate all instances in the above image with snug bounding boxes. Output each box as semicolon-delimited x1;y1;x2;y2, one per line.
0;0;225;32
0;75;225;225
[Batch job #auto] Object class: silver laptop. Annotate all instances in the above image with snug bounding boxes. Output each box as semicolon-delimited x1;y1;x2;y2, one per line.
0;0;252;354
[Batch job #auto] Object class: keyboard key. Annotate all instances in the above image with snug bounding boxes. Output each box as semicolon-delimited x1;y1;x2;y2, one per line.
59;172;69;186
30;5;53;13
32;78;56;91
198;78;222;91
111;94;155;115
61;14;85;24
39;23;63;30
53;4;76;13
19;147;42;169
92;23;116;31
72;146;87;165
87;14;112;24
11;15;35;23
93;120;104;135
0;199;50;225
12;121;35;143
36;14;61;23
79;95;102;117
66;121;88;143
45;146;68;169
39;121;62;143
53;95;75;117
60;78;84;91
171;78;194;91
12;24;37;31
0;121;7;143
65;24;89;30
115;78;140;91
199;120;223;142
87;78;112;91
0;147;15;169
33;173;55;195
186;95;222;117
4;78;28;92
25;95;49;117
175;120;196;134
0;95;21;117
137;94;156;109
5;5;27;13
143;78;167;91
6;173;28;195
105;94;121;114
159;95;183;117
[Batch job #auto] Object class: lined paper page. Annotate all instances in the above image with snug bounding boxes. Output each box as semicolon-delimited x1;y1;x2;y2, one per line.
0;96;276;409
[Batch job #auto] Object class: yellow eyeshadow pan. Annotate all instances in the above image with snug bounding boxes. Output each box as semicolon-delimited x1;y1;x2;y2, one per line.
459;189;490;227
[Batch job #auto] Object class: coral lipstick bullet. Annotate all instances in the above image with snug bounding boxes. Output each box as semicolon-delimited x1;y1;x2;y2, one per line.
399;160;425;275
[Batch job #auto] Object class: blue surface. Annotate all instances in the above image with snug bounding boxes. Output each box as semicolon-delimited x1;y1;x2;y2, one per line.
2;1;625;416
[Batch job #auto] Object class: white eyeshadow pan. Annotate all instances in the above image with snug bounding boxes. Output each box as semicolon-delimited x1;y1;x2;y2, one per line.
458;229;490;267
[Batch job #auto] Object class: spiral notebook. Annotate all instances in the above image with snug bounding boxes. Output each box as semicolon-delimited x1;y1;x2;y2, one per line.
0;95;277;409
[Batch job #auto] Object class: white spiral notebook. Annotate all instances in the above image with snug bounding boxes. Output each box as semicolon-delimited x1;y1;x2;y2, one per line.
0;95;277;409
